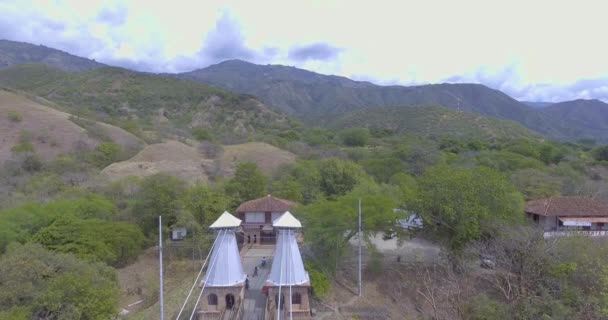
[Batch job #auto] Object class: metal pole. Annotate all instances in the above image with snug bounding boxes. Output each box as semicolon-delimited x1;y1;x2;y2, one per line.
358;198;362;297
159;216;164;320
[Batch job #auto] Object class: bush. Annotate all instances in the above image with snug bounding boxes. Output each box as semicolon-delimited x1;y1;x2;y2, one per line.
339;128;370;147
192;128;212;141
7;110;22;123
304;262;330;298
90;142;121;167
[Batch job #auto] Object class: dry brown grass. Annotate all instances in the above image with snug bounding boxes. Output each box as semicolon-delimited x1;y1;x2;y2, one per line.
0;89;143;164
101;140;213;184
103;141;296;184
220;142;296;176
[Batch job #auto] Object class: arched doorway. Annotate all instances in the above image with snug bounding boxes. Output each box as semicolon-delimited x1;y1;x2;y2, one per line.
226;294;235;309
207;293;218;310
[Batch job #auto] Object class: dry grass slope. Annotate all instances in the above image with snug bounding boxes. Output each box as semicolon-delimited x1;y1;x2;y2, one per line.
220;142;296;176
101;141;213;184
0;89;143;164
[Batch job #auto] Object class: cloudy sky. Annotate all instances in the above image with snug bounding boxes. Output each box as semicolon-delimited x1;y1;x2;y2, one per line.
1;0;607;102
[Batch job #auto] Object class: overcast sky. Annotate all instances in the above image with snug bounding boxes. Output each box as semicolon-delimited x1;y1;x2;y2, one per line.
1;0;607;102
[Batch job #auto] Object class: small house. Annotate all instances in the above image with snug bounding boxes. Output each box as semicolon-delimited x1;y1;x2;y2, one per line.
235;195;296;245
525;196;608;237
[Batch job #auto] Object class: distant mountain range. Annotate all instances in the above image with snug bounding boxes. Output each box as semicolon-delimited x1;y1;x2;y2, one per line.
2;39;608;142
521;101;554;108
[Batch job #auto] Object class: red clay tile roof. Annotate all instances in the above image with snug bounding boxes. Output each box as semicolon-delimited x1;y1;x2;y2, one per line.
525;196;608;217
235;195;296;213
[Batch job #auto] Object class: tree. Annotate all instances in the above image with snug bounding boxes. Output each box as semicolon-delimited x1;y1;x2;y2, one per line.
299;185;399;271
183;184;230;227
414;165;524;253
394;141;445;175
132;173;186;233
225;162;267;207
91;142;121;167
271;176;304;203
32;217;145;267
360;157;404;183
0;195;117;253
339;128;370;146
318;158;365;198
0;243;119;319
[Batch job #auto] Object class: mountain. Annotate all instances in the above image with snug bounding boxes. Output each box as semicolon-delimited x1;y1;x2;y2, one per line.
521;101;554;108
180;60;535;123
538;99;608;141
0;64;290;140
0;39;105;71
328;105;540;141
179;60;608;142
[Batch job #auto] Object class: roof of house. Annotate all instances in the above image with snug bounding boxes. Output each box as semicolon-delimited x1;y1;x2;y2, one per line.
525;196;608;217
273;211;302;228
235;195;296;213
209;211;242;229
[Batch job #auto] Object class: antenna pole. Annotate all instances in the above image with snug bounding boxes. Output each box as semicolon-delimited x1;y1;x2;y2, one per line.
358;198;362;297
159;216;164;320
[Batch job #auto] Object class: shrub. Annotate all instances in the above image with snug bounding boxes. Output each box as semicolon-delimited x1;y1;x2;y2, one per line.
90;142;121;167
304;262;330;298
192;128;212;141
339;128;370;147
7;110;22;123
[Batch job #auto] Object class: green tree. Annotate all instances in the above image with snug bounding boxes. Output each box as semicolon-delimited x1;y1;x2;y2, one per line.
91;142;121;167
271;176;304;203
192;128;212;141
318;158;365;198
0;243;119;319
183;184;230;227
225;162;267;207
414;165;524;252
0;195;117;253
299;187;399;271
132;173;186;236
360;157;404;183
339;128;370;146
32;217;145;267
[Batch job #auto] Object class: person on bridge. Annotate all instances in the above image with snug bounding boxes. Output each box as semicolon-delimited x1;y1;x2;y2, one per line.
261;256;267;268
253;266;258;277
245;277;249;290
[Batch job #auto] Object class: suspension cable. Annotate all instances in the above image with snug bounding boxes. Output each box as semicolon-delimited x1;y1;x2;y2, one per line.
277;228;286;320
188;228;228;320
175;229;225;320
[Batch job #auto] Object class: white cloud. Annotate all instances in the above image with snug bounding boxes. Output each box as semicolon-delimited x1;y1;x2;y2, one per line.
1;0;607;101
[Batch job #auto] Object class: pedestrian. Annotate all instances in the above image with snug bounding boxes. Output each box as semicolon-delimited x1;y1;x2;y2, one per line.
245;277;249;290
254;266;258;277
262;256;266;268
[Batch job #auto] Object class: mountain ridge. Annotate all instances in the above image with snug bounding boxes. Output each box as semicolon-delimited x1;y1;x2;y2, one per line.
0;39;106;71
3;40;608;142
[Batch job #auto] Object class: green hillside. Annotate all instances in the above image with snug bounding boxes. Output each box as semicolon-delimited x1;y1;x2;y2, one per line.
329;105;541;141
0;64;291;141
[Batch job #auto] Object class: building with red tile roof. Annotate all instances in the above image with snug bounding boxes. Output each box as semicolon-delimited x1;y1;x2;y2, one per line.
525;196;608;237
